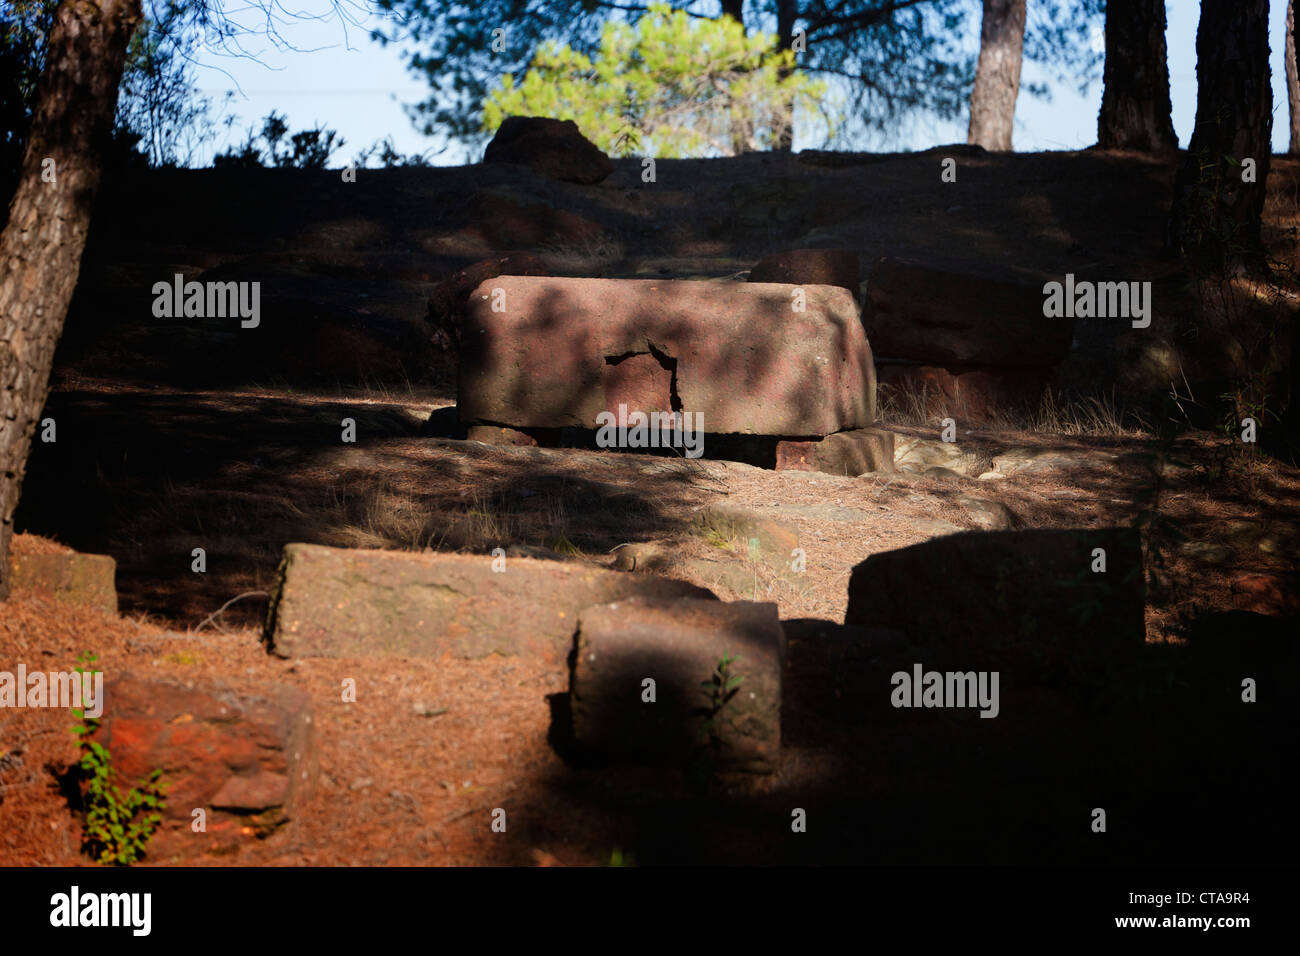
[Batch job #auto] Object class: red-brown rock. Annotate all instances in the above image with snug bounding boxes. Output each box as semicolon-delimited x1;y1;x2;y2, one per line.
775;427;894;475
427;251;547;351
483;117;614;184
458;276;876;437
1230;572;1300;617
570;597;784;773
96;675;316;859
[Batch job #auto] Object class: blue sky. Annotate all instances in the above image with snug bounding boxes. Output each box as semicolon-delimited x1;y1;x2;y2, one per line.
189;1;1298;166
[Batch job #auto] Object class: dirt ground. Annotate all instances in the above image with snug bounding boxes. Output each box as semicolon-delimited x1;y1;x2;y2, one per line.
2;147;1298;866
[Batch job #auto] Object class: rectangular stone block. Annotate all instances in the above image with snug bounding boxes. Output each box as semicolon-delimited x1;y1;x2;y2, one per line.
570;598;784;773
459;276;876;436
845;529;1144;681
264;543;717;661
9;550;117;614
97;675;316;859
775;427;895;475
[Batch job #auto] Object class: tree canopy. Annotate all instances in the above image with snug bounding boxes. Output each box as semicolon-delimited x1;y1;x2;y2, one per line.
374;0;1105;152
482;3;827;157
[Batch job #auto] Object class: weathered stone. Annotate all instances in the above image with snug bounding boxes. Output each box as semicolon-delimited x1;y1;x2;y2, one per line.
421;405;466;439
427;251;547;350
954;495;1016;531
845;529;1145;679
459;276;876;436
693;505;800;558
1229;572;1300;616
680;557;767;599
923;466;967;480
775;427;894;476
749;249;860;298
612;542;671;572
876;362;1052;421
96;675;316;858
862;256;1071;366
570;598;784;773
264;543;716;661
990;447;1121;478
482;117;614;184
466;423;538;446
603;350;675;416
1181;540;1232;564
8;550;117;614
893;434;980;475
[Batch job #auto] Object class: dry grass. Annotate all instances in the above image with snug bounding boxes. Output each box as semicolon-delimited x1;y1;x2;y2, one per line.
879;378;1150;439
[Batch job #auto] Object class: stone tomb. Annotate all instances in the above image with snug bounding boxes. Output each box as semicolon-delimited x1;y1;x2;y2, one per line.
457;276;880;460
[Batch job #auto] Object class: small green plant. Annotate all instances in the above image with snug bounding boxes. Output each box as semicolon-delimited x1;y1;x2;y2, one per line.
611;87;641;159
549;533;583;556
608;846;636;867
699;652;744;751
71;652;168;866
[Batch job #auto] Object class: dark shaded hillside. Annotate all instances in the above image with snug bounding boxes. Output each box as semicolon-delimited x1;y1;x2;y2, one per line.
60;148;1299;414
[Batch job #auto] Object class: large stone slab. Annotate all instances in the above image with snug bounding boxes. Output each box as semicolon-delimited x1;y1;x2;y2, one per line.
862;256;1071;366
8;549;117;614
570;598;784;773
458;276;876;437
96;675;316;859
264;543;717;661
845;529;1144;680
427;251;547;351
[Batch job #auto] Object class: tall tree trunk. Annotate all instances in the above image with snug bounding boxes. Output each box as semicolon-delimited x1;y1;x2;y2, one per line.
774;0;797;150
1166;0;1272;275
1288;0;1300;154
0;0;141;600
967;0;1026;150
720;0;744;25
1096;0;1177;152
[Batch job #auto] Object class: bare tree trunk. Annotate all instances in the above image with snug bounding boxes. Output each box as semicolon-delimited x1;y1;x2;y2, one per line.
0;0;141;599
1096;0;1177;152
1288;0;1300;154
774;0;797;150
720;0;744;25
967;0;1026;150
1166;0;1272;275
